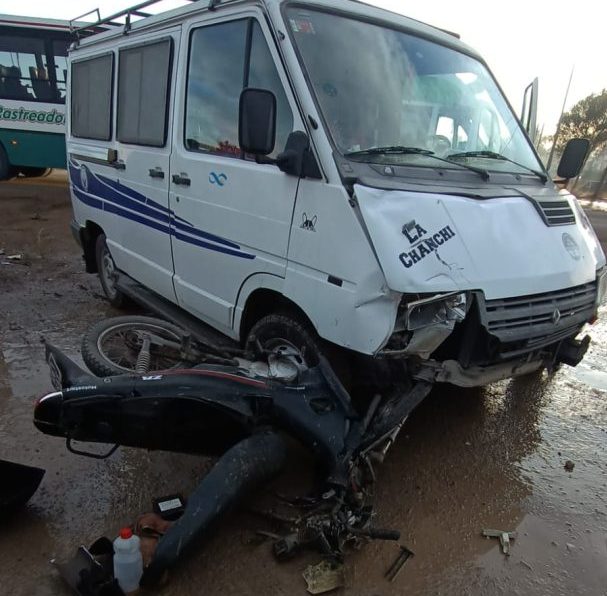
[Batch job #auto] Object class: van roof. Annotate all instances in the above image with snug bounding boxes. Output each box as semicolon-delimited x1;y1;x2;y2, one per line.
71;0;480;60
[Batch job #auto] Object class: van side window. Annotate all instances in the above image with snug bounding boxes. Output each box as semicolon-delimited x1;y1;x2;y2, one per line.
185;19;293;159
185;20;247;157
117;39;172;147
71;54;113;141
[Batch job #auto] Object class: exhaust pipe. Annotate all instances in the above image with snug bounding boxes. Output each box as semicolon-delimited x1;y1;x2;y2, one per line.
140;431;287;587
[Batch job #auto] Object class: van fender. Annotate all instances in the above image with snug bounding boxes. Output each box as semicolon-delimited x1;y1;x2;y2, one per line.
232;273;288;338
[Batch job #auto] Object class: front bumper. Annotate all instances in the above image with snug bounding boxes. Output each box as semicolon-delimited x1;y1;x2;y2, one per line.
382;275;601;385
416;334;590;387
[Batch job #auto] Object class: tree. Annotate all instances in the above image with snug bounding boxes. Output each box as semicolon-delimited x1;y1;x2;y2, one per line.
556;89;607;199
557;89;607;152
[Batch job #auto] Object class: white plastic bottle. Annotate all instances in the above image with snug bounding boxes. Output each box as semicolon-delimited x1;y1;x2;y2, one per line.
113;527;143;594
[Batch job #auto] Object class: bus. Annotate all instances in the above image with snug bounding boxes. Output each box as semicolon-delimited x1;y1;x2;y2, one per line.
0;15;72;179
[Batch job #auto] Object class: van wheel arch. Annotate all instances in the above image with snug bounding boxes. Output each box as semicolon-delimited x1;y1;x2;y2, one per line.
239;289;314;343
240;289;352;385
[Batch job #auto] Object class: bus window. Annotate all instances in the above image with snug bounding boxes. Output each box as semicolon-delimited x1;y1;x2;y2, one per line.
0;35;43;101
52;39;69;102
0;33;69;103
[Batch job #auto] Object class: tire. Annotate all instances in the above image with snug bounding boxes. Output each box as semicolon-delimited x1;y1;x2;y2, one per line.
95;234;128;308
246;312;323;371
19;166;49;178
0;144;16;181
247;312;353;390
81;315;188;376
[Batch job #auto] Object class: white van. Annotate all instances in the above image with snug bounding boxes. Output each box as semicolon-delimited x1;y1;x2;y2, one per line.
67;0;606;388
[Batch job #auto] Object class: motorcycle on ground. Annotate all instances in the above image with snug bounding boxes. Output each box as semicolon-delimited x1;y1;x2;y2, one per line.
34;316;431;585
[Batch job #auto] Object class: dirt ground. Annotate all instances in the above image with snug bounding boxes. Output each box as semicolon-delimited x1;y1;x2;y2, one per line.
1;173;606;596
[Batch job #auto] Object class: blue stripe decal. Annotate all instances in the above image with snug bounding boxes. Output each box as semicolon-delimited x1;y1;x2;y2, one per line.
72;187;103;210
103;200;172;234
97;174;172;216
69;160;255;260
171;218;241;249
172;230;255;259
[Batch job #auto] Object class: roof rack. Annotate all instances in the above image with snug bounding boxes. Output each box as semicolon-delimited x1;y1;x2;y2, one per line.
69;0;201;41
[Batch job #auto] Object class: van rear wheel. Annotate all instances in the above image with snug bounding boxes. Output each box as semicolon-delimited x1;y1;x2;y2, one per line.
95;234;128;308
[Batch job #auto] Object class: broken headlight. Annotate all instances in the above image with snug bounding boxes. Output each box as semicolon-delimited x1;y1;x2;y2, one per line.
405;292;468;331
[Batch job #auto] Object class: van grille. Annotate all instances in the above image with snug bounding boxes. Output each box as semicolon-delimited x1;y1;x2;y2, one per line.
537;200;576;226
482;281;596;344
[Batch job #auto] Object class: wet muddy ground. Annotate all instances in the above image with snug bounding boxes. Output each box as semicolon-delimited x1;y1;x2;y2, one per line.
1;174;606;595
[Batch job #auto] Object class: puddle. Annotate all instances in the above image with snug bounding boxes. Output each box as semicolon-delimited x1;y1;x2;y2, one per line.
573;365;607;391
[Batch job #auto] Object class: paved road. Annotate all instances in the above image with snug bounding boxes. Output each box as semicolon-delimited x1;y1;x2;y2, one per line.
1;177;606;595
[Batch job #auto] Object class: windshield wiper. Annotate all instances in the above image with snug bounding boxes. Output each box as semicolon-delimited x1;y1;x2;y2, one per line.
345;145;434;156
345;146;490;180
447;150;548;183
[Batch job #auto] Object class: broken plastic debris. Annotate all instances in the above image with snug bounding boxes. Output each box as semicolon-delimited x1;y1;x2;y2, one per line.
6;254;22;260
302;560;345;594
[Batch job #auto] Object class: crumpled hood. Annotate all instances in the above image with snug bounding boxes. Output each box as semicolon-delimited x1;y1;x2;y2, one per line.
355;184;606;300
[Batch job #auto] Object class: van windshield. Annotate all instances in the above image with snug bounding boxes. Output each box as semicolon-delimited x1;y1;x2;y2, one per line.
286;8;543;176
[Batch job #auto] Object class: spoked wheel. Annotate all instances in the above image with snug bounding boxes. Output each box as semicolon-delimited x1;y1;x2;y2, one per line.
81;316;189;376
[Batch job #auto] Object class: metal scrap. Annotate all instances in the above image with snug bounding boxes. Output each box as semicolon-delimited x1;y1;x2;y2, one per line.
385;545;414;582
482;529;516;555
302;560;345;594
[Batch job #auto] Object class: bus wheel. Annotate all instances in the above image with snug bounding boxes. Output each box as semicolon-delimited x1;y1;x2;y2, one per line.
95;234;128;308
19;166;49;178
0;145;16;181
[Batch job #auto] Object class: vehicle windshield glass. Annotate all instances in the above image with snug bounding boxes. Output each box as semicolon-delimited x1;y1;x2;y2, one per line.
286;8;543;175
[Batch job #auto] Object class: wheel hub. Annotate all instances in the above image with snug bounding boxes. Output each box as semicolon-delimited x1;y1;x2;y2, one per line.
265;340;309;373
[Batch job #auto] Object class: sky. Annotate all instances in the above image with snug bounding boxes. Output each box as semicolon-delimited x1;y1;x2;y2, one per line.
1;0;605;134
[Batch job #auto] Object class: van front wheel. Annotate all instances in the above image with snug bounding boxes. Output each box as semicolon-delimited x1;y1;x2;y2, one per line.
245;313;321;372
95;234;128;308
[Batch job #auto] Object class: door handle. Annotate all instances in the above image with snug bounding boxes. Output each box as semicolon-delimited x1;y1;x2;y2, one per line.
172;173;191;186
148;167;164;179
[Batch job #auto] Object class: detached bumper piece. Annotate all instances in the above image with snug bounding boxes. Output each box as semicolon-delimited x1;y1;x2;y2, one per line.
555;334;591;367
0;459;45;515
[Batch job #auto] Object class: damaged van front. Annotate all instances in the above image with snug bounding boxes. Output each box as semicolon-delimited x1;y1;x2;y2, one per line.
280;1;606;386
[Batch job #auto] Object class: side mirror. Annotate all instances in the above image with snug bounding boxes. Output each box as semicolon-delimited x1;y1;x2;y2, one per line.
238;88;276;155
557;138;590;179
